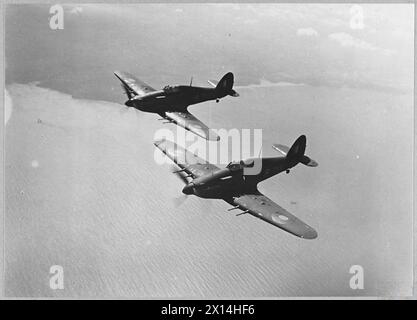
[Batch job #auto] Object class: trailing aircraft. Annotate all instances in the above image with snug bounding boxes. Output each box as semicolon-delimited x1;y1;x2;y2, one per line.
114;71;239;141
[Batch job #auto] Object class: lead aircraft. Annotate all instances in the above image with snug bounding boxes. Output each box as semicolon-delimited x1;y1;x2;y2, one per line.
154;134;318;239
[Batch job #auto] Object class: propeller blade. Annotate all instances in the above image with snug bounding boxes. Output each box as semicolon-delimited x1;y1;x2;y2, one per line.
173;194;188;208
134;108;141;120
119;106;130;115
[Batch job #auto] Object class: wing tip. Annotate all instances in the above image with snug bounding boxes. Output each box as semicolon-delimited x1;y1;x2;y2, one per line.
153;138;166;148
299;228;318;240
210;134;221;141
114;71;122;79
194;129;220;141
207;129;220;141
114;70;133;79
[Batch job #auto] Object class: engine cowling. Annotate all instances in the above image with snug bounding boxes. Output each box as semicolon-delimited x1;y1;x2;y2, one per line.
181;168;234;195
181;160;255;195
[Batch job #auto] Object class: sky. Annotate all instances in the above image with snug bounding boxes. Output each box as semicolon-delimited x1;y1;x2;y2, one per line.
4;3;415;297
5;4;414;99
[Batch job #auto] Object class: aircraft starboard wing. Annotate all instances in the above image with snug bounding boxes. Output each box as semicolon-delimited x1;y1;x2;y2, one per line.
114;71;156;97
164;111;220;141
154;139;220;179
232;193;317;239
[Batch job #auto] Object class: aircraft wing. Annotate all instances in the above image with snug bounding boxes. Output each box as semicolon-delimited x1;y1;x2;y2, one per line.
232;193;318;239
164;111;220;141
154;138;220;178
114;71;156;96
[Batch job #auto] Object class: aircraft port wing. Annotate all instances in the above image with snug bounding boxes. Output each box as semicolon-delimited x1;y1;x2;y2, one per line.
114;71;156;96
232;193;318;239
164;111;220;141
154;139;220;179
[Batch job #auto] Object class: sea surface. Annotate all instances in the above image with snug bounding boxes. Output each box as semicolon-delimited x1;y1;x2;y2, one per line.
5;83;413;297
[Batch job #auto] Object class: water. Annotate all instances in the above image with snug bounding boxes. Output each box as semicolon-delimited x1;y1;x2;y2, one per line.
5;82;413;297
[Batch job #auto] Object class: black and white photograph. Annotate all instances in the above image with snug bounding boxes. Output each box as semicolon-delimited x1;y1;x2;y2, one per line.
2;2;415;299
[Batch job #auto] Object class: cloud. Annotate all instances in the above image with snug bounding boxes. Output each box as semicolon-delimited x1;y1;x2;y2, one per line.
5;89;12;125
297;27;319;37
69;6;83;15
328;32;394;55
243;19;258;25
235;78;305;89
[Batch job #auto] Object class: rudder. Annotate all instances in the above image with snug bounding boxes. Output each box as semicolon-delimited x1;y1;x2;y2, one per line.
216;72;234;94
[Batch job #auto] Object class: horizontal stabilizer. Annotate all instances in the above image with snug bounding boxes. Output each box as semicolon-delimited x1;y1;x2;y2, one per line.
272;138;318;167
300;156;318;167
272;144;290;155
207;79;218;87
229;89;239;97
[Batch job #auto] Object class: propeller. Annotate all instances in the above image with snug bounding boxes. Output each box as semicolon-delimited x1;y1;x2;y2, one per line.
118;106;141;121
119;107;130;115
134;108;142;119
173;194;188;208
170;165;191;207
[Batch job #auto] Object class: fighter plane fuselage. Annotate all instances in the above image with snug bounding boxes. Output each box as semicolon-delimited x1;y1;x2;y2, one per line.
180;134;309;199
126;86;227;113
181;156;297;200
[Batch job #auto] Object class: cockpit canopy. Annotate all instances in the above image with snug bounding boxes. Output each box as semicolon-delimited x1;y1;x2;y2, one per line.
163;85;180;94
226;159;255;172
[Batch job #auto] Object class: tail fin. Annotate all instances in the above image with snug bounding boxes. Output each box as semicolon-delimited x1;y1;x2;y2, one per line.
216;72;238;97
287;135;306;162
208;72;239;97
216;72;234;92
273;135;318;167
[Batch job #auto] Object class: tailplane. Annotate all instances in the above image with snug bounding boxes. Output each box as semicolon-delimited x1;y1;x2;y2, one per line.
273;135;318;167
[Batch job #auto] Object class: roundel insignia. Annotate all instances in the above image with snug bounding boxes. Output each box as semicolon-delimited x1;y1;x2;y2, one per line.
271;213;289;224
